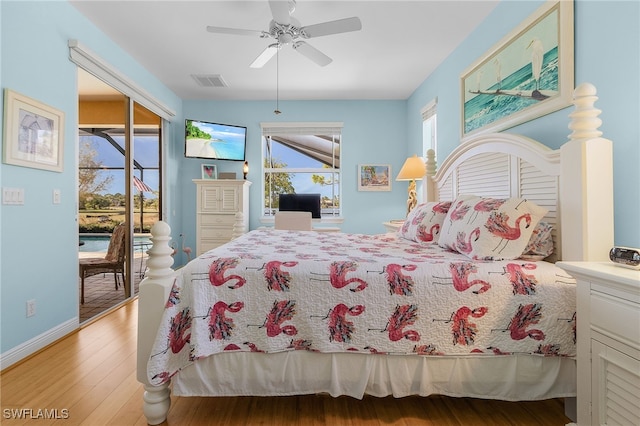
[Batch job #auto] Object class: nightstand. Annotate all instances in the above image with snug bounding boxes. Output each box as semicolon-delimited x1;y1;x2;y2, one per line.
382;220;404;233
557;262;640;426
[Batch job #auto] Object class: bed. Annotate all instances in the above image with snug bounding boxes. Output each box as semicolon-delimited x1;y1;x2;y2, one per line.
136;83;614;425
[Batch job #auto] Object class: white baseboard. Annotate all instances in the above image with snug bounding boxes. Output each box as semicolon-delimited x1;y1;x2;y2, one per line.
0;317;78;370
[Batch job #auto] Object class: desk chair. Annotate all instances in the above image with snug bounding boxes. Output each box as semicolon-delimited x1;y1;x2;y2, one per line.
274;211;313;231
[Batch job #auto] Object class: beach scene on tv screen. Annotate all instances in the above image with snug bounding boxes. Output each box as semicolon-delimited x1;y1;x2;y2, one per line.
186;120;245;160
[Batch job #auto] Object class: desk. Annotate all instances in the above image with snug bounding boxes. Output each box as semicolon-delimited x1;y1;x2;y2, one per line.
258;226;341;233
312;227;340;232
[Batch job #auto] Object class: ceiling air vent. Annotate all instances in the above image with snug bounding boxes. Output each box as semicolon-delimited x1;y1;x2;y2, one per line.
191;74;228;88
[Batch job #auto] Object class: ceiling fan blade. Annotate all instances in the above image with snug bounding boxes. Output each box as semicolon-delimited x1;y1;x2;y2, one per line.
293;41;332;67
269;0;293;25
206;26;266;37
250;44;280;68
301;17;362;38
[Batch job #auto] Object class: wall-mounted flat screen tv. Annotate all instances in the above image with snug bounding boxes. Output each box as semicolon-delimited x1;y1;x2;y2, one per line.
185;119;247;161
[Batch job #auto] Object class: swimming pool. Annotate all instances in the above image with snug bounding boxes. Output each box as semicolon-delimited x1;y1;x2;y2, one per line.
79;235;151;252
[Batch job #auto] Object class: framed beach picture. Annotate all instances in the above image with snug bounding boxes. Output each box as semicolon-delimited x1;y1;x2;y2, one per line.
3;89;65;172
358;164;391;191
460;0;574;140
201;164;217;180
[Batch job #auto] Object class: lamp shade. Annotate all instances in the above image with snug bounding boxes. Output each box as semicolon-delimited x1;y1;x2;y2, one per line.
396;154;426;181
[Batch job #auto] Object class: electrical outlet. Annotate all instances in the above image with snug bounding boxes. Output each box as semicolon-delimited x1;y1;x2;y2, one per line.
26;299;36;317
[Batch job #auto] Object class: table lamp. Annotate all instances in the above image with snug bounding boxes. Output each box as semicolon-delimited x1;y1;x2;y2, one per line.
396;154;426;216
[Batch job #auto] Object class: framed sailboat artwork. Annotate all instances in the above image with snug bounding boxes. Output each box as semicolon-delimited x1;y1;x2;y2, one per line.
460;0;574;140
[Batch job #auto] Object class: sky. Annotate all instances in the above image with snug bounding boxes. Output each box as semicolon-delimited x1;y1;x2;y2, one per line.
82;134;160;198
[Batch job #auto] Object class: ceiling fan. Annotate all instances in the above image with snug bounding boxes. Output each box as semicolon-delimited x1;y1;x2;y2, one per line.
206;0;362;68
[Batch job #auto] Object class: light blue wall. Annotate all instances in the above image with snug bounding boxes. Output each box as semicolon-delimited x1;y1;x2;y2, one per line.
180;100;408;247
2;0;638;366
407;0;640;248
0;1;182;357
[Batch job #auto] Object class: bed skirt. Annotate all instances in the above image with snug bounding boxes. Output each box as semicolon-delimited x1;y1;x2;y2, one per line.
173;351;576;401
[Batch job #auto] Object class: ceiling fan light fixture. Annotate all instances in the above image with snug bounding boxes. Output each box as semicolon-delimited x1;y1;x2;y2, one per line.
207;0;362;69
278;33;293;46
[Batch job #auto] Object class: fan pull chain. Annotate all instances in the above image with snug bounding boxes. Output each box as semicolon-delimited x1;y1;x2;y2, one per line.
274;45;282;115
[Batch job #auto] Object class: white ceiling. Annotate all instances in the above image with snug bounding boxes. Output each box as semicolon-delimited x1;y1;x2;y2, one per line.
71;0;499;101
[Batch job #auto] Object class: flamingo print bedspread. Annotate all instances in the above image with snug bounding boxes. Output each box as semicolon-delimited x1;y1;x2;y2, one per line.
147;229;576;385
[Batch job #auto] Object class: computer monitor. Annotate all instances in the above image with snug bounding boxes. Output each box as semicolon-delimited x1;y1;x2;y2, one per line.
278;193;322;219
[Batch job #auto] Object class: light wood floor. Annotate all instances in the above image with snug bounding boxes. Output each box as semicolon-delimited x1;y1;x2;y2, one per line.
1;300;572;425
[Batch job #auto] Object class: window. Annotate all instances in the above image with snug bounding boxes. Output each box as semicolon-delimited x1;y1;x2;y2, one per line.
421;98;437;155
262;122;342;219
421;99;437;200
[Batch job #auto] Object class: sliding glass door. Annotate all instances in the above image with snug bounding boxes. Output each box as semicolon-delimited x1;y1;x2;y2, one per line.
77;69;162;322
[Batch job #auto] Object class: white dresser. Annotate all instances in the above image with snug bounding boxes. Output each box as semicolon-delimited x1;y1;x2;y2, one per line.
193;179;251;255
557;262;640;426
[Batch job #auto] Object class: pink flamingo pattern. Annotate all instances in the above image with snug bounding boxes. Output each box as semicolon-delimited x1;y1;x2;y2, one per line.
147;229;578;385
410;207;429;225
369;304;421;342
535;343;561;356
484;211;532;253
244;342;265;352
150;307;192;358
413;344;444;355
207;257;246;289
433;262;491;294
492;303;545;341
468;198;505;223
434;306;488;346
288;339;315;351
313;303;365;343
310;261;368;292
448;199;471;224
454;227;480;254
558;312;576;344
248;300;298;337
416;223;440;242
430;201;452;219
248;260;299;291
384;263;417;296
207;301;244;340
166;281;181;307
502;263;538;295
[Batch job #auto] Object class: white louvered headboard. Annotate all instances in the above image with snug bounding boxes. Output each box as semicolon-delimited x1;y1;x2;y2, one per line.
428;134;562;260
425;83;614;262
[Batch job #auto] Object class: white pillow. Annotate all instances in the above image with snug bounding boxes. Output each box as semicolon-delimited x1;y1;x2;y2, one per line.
398;201;452;243
520;221;554;261
438;195;548;260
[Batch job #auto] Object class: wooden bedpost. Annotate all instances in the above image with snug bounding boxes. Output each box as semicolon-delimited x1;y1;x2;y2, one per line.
137;220;175;425
560;83;614;261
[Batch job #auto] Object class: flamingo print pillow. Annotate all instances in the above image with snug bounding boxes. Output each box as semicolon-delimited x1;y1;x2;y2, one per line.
398;201;452;243
438;195;548;260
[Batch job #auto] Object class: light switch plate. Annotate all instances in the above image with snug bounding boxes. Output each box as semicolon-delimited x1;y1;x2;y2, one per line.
2;187;24;205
